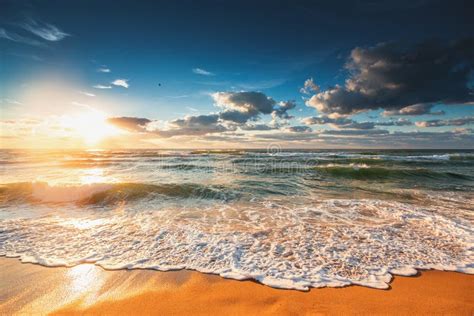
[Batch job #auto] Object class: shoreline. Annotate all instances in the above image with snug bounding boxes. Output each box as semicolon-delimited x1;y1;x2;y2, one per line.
1;257;473;315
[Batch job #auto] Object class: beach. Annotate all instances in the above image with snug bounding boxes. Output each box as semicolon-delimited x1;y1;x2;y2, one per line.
0;257;473;315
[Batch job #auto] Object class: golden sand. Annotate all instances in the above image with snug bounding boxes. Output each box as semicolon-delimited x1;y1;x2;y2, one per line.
0;257;472;315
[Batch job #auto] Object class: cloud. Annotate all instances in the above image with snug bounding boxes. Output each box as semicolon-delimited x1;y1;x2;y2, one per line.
20;18;69;41
219;110;254;124
415;116;474;127
193;68;214;76
300;78;320;94
341;122;376;130
383;103;445;116
302;115;353;126
79;91;95;97
301;115;373;129
240;123;276;131
306;39;474;115
285;125;312;133
0;28;43;46
242;128;473;148
111;79;129;88
236;78;287;90
322;129;390;136
302;115;413;130
213;91;275;114
272;100;297;120
93;84;112;89
107;117;151;132
212;91;275;123
1;98;23;105
211;92;297;125
156;114;229;137
374;118;413;126
107;91;298;138
98;67;111;73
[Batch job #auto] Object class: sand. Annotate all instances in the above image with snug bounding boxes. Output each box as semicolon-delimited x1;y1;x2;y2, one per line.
0;257;472;315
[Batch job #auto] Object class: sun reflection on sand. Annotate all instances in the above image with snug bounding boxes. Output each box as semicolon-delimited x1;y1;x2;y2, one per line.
68;264;100;293
65;264;107;307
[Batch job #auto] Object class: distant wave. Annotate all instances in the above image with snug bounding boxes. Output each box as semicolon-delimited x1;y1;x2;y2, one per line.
315;164;473;180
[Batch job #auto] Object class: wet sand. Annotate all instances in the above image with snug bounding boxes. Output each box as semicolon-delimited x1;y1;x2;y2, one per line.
0;257;473;315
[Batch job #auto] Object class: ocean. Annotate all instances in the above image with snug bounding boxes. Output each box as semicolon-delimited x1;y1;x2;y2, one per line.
0;149;473;290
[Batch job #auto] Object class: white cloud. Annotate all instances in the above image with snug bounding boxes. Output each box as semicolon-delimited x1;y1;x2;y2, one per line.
186;106;199;112
111;79;129;88
1;98;23;105
0;28;43;46
79;91;95;97
300;78;320;94
98;67;111;73
20;18;69;42
93;84;112;89
193;68;214;76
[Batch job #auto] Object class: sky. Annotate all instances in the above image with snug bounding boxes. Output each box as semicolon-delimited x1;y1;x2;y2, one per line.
1;0;474;149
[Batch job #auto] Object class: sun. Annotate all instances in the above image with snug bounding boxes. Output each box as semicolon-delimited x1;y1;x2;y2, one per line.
59;110;122;146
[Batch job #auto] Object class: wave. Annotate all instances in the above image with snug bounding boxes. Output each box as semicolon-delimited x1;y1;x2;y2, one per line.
0;182;238;204
315;164;473;181
1;198;472;290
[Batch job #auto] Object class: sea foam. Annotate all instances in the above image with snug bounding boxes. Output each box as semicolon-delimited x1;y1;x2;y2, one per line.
1;198;472;291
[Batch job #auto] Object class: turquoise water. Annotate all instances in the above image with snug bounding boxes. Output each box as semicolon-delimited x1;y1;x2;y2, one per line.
1;149;473;290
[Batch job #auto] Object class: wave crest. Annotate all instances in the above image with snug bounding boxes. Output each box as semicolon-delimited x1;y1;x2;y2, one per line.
0;182;238;204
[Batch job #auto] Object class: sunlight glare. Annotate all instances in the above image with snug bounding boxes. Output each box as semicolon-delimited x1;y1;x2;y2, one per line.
59;110;121;145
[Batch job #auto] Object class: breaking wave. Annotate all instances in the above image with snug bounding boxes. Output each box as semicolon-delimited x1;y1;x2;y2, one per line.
0;182;238;204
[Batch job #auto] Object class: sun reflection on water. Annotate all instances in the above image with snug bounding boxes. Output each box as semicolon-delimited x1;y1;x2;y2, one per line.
80;168;109;184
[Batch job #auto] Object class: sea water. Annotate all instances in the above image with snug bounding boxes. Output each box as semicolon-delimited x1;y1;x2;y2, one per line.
0;149;473;290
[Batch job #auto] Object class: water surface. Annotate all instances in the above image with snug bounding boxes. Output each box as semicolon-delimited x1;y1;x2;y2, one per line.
1;149;473;290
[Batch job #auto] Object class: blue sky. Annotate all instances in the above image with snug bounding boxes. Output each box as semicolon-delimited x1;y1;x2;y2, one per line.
1;0;473;148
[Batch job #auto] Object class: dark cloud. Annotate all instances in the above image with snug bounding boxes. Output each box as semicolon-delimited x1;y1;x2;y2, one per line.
272;100;297;120
213;91;296;124
213;91;275;115
157;114;229;137
342;122;375;130
218;110;253;124
285;125;312;133
415;116;474;127
306;39;474;115
107;117;151;132
322;129;389;135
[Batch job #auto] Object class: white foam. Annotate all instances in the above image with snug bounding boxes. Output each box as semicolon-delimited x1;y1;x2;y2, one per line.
0;198;472;291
